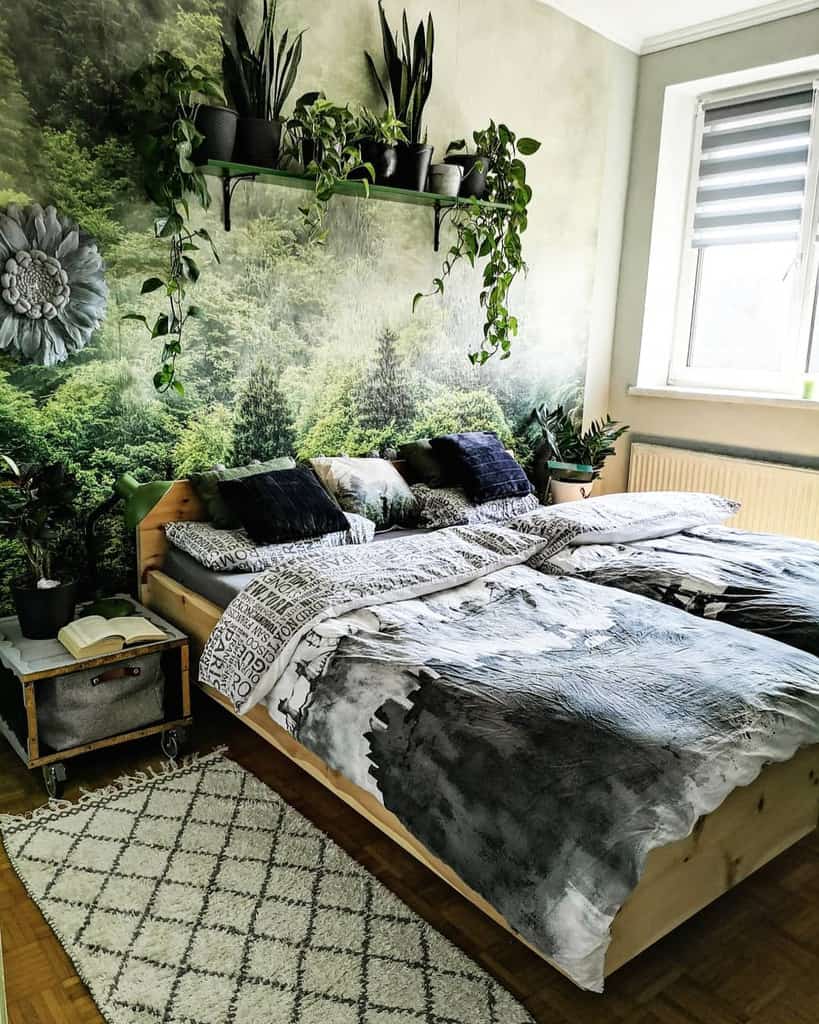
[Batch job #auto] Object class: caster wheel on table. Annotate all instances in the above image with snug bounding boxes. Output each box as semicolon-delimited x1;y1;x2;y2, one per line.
42;763;67;799
161;727;188;760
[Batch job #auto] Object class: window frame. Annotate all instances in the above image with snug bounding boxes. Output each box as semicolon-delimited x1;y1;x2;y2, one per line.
668;76;819;396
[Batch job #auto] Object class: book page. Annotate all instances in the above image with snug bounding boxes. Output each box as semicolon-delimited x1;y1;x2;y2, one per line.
108;616;167;645
62;616;112;647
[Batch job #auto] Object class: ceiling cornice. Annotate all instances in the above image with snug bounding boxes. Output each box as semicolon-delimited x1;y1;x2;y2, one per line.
542;0;819;56
641;0;819;55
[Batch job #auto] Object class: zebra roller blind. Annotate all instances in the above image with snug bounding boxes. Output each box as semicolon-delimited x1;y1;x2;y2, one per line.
694;87;816;247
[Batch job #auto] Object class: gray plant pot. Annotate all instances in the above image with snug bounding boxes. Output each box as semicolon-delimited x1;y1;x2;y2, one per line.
445;153;489;198
192;105;238;164
427;163;463;197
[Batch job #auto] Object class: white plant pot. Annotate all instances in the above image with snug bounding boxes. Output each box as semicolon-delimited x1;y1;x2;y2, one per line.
550;479;595;504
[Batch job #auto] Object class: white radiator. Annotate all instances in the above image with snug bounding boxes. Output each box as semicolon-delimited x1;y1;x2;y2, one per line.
628;443;819;540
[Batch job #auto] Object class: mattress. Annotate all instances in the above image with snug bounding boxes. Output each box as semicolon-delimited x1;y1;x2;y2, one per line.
162;527;435;608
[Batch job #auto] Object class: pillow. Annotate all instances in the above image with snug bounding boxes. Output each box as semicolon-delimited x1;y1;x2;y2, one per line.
429;431;532;503
412;484;539;529
164;513;375;572
398;439;448;488
218;466;348;544
190;457;296;528
511;491;741;560
309;456;418;529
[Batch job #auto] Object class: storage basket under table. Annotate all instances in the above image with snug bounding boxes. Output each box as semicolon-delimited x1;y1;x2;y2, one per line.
0;602;191;797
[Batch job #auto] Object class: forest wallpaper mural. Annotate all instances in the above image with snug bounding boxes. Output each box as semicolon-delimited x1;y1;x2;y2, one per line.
0;0;618;606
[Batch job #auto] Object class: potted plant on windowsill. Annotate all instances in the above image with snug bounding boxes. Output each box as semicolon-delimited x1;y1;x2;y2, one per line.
527;405;629;504
221;0;305;168
365;1;434;192
1;456;81;638
350;106;407;184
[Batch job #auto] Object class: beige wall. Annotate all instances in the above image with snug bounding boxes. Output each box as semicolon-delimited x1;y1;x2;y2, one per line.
605;11;819;493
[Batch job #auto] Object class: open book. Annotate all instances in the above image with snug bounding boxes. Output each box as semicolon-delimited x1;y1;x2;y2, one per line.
58;615;167;660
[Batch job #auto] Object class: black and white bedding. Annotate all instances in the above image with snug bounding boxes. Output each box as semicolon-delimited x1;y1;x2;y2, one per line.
514;492;819;657
197;523;819;991
538;526;819;656
164;513;374;572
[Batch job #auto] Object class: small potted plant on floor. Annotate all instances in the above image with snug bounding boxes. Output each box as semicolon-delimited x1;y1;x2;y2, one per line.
221;0;305;168
1;456;81;638
365;1;435;191
350;106;407;184
528;405;629;504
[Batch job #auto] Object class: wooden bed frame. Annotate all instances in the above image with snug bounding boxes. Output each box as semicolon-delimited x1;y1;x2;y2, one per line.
137;480;819;981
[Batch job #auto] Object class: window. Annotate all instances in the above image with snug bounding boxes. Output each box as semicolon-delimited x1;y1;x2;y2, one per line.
671;84;819;395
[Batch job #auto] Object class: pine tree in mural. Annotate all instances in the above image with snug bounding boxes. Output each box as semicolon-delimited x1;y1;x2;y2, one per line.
231;362;296;464
359;328;415;430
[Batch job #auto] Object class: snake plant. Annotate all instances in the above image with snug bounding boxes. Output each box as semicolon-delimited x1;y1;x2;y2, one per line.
221;0;305;122
365;1;434;145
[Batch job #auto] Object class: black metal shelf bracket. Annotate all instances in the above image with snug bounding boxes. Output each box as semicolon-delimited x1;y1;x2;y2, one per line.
221;174;257;232
433;201;458;253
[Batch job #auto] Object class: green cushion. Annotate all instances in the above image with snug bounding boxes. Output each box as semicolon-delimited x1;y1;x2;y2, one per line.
398;439;448;488
189;458;296;528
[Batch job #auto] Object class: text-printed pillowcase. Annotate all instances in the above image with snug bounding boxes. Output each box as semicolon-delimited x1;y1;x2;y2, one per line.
412;485;539;529
164;513;375;573
512;491;740;561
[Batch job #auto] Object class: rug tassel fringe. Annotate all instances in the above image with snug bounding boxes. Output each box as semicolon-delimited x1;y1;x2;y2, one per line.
0;745;229;828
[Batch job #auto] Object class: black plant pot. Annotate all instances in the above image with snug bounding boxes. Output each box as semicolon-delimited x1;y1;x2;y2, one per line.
444;153;488;199
349;142;398;185
12;579;78;640
395;143;434;192
233;117;283;169
192;105;238;164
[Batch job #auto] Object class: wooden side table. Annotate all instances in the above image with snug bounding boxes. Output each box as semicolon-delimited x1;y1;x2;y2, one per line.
0;599;191;797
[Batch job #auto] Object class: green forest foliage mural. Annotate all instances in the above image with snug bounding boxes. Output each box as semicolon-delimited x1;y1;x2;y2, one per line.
0;0;584;609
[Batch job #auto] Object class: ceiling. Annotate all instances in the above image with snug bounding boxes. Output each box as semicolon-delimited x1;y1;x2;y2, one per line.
543;0;819;54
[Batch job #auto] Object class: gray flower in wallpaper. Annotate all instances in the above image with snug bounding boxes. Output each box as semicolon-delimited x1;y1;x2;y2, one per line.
0;203;107;366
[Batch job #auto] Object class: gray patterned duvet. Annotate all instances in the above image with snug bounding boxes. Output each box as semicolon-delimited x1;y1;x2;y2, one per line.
198;524;819;991
536;526;819;657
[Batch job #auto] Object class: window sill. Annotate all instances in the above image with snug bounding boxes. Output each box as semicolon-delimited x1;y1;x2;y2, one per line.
628;385;819;410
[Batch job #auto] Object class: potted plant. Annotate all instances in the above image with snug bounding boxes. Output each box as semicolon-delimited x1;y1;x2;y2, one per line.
285;96;373;240
444;138;489;199
221;0;305;168
1;456;81;638
414;120;540;365
350;106;407;184
126;51;221;394
528;405;629;504
365;1;434;191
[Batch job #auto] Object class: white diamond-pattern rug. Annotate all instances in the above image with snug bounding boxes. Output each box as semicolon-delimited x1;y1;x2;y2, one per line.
0;750;536;1023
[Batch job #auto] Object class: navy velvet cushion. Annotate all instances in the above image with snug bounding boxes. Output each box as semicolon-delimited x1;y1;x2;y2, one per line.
217;467;348;545
429;431;532;503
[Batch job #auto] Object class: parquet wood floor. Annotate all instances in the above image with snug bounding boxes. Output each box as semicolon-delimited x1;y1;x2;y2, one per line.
2;689;818;1023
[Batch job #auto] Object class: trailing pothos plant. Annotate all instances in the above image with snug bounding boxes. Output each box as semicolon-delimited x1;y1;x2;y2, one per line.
125;51;222;394
285;94;374;241
414;121;540;365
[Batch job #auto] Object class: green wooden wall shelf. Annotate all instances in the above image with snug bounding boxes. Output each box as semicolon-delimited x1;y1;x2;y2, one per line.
201;159;511;251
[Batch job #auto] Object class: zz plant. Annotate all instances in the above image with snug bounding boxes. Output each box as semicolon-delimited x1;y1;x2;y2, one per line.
414;121;540;365
126;51;221;394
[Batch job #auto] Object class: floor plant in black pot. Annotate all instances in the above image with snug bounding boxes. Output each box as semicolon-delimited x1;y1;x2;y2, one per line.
1;456;81;639
221;0;306;168
365;0;434;191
